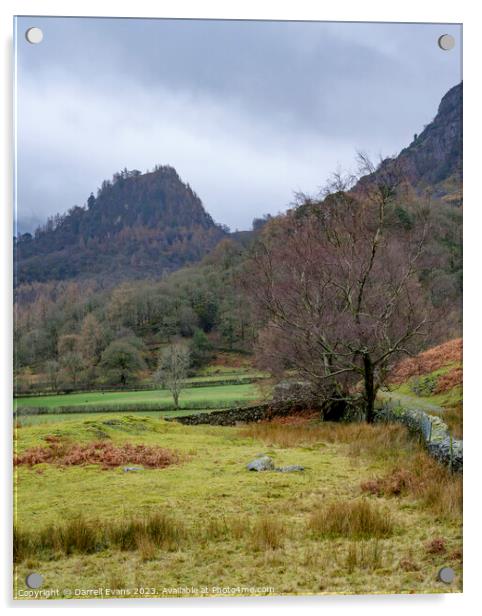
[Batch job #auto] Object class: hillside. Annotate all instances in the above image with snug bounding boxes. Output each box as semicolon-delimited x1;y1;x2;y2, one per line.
384;339;462;438
14;166;227;285
359;82;462;205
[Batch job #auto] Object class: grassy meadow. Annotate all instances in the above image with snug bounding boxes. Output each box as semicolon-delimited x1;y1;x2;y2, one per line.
15;383;259;410
13;413;462;599
13;347;462;598
16;409;227;427
14;381;261;427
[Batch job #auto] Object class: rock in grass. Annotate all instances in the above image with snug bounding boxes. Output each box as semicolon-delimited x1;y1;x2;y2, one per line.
246;456;275;471
275;465;304;473
123;466;143;472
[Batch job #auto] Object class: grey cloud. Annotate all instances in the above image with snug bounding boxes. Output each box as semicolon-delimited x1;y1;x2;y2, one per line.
15;17;462;232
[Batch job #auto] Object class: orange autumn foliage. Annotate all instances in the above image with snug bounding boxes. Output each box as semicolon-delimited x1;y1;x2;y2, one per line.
390;338;462;385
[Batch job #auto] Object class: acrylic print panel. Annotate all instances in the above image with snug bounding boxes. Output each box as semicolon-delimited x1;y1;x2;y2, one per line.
13;16;462;600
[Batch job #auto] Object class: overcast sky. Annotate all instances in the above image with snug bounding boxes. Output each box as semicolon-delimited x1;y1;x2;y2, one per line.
15;17;461;233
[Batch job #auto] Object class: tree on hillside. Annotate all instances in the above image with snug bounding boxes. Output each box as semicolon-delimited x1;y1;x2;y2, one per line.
44;359;60;392
154;344;190;410
243;159;434;422
57;334;81;356
79;313;105;366
100;339;146;387
61;352;83;388
189;328;213;368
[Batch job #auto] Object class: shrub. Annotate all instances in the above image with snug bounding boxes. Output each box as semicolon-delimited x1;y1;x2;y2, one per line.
409;375;438;396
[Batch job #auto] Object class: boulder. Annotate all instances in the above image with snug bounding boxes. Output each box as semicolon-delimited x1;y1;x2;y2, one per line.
246;456;275;472
275;465;304;473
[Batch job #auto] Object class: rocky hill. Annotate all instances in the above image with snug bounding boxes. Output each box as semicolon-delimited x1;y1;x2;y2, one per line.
359;82;462;205
14;166;227;285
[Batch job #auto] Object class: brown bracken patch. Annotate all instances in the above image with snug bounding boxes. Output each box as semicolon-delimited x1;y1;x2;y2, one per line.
425;537;446;554
14;437;181;469
450;548;463;562
399;557;421;572
434;366;463;393
360;453;462;521
361;468;414;497
390;338;462;384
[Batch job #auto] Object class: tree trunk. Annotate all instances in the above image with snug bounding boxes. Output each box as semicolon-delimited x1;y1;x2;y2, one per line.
363;354;376;423
173;391;179;410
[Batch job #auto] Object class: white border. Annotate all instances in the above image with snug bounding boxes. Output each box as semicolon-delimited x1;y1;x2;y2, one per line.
1;1;480;615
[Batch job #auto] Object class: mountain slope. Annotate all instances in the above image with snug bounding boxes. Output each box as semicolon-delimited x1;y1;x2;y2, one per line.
15;166;227;285
359;82;462;204
399;82;462;198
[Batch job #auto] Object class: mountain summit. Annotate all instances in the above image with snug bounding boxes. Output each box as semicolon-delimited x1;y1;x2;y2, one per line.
397;82;462;194
15;165;227;285
359;82;462;204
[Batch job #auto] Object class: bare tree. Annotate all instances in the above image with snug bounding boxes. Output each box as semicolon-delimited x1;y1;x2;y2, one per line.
61;352;83;388
154;344;190;410
44;360;60;392
243;159;433;422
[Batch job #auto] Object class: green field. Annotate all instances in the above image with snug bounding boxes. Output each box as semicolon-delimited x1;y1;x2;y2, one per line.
15;383;259;410
16;408;219;427
13;414;462;598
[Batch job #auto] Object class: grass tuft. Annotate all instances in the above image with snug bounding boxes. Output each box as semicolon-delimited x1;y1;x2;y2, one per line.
14;512;186;562
250;516;286;551
344;540;384;573
57;516;100;554
308;499;394;540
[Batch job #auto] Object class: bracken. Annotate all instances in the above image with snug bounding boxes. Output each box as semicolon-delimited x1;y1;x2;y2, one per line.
14;438;181;469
